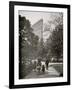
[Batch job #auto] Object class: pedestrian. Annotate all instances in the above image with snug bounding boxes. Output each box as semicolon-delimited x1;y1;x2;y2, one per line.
37;65;41;73
33;61;37;72
45;58;49;70
37;57;42;73
37;58;42;66
42;65;45;73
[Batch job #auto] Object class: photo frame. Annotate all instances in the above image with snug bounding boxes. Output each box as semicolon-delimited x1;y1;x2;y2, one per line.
9;1;70;89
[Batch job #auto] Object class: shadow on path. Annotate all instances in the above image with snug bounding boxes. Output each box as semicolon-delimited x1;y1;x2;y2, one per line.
24;66;60;79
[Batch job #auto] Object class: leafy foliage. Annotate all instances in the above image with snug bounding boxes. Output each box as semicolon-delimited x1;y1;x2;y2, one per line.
50;24;63;58
19;15;39;78
45;24;63;61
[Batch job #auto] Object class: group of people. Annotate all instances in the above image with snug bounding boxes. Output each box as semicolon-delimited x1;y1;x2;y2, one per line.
33;58;49;73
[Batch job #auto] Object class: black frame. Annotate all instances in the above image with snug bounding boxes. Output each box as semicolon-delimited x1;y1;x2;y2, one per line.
9;1;70;89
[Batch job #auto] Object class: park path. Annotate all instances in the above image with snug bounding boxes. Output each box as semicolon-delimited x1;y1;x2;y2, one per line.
24;66;60;79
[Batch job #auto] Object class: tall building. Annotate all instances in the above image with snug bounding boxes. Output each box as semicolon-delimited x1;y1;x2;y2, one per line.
32;19;43;40
32;19;44;59
32;19;51;42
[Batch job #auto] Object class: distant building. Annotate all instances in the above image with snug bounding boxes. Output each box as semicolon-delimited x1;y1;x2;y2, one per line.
32;19;51;42
32;19;43;40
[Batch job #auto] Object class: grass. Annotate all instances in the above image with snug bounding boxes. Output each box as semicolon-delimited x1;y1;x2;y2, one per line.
52;63;63;76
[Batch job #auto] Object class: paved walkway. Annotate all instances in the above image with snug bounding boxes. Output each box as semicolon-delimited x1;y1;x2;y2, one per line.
46;66;60;76
24;66;60;79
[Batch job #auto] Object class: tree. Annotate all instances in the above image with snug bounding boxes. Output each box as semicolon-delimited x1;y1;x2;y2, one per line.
37;37;46;59
49;24;63;61
19;15;39;78
44;13;63;61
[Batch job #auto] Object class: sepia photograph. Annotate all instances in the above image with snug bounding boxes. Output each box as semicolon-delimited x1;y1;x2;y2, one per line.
9;1;70;88
19;10;63;79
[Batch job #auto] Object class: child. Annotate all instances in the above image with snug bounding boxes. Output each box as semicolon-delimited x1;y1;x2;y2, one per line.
42;65;45;73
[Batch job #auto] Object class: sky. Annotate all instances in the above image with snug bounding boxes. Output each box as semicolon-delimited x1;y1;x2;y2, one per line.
19;10;62;26
19;10;63;42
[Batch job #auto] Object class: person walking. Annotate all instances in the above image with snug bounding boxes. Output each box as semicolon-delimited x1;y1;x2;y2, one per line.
33;61;37;72
45;58;49;70
42;65;45;73
37;57;42;73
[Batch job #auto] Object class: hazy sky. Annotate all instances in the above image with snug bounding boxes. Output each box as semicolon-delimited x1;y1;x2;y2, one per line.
19;10;63;42
19;10;62;26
